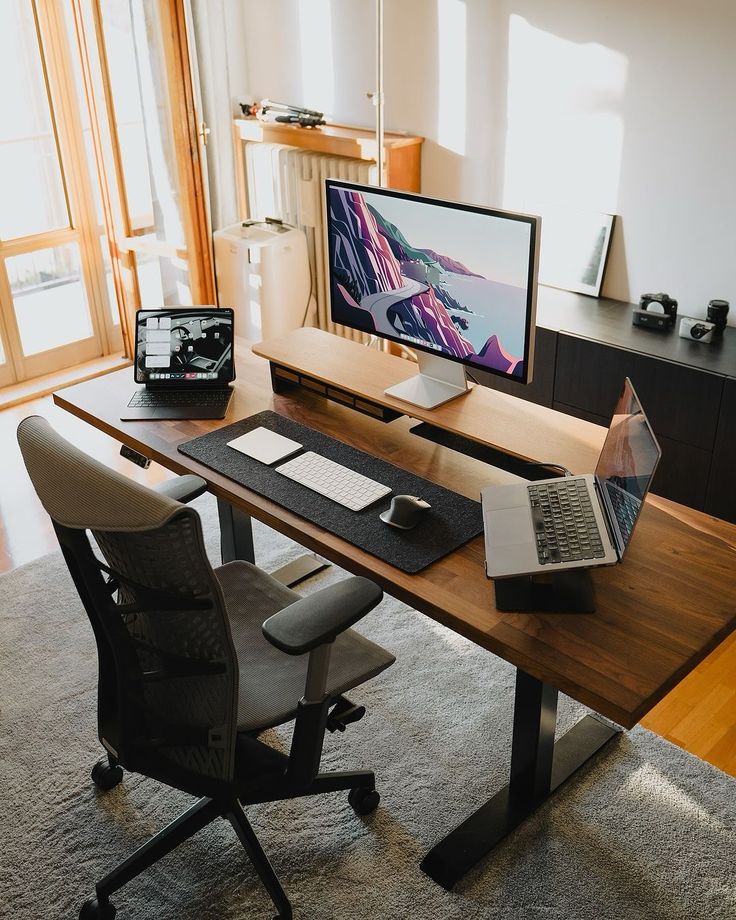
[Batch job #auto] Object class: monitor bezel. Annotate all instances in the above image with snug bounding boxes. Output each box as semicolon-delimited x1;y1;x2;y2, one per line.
324;178;540;386
134;307;236;387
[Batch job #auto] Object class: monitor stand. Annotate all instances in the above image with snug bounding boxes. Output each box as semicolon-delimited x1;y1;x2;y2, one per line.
384;350;469;409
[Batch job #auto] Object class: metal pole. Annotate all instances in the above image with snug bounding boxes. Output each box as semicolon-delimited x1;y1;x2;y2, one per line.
375;0;384;187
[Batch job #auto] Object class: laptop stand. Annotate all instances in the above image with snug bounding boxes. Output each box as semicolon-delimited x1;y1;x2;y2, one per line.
494;569;595;613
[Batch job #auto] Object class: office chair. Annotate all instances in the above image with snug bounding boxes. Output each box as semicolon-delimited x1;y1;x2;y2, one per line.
17;417;395;920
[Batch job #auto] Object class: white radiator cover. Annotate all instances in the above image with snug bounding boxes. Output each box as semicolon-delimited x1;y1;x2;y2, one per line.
245;143;377;342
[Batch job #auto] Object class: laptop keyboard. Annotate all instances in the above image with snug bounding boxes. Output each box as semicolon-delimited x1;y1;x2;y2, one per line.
606;484;640;544
528;479;605;565
128;388;232;408
275;451;392;512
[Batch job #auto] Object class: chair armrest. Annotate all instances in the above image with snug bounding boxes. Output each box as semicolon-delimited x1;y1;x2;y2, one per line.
151;474;207;504
262;577;383;655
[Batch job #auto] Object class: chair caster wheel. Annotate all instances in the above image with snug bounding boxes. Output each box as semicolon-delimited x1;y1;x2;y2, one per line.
349;786;380;815
79;896;116;919
91;758;123;791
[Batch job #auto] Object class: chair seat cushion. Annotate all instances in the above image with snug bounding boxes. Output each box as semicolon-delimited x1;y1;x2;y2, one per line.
214;561;395;733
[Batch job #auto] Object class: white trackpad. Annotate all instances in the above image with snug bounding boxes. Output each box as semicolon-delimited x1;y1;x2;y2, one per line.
485;507;532;546
227;427;302;464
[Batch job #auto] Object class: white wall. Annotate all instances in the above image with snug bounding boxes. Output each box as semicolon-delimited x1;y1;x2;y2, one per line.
234;0;736;320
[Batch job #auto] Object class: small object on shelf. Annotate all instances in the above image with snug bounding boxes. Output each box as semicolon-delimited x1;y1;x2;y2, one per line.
707;299;729;334
679;317;715;343
239;98;325;128
632;291;678;330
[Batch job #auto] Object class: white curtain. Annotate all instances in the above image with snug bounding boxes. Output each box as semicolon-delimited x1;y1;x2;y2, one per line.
188;0;249;231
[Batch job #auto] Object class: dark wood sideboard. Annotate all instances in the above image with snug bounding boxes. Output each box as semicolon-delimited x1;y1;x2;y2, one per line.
473;286;736;523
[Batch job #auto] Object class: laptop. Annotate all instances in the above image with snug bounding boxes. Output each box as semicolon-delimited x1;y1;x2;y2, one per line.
482;378;661;579
121;307;235;420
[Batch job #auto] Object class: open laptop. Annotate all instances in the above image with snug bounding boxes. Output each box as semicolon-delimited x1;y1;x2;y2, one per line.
482;378;661;579
121;307;235;420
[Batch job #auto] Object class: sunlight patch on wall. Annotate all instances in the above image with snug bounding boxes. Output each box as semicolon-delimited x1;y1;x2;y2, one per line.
503;15;628;215
437;0;467;155
297;0;335;115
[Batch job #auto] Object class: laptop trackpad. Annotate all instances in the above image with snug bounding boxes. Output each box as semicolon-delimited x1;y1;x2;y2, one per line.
486;507;531;546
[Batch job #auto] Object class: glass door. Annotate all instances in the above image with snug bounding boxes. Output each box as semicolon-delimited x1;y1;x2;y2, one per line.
69;0;215;355
0;0;117;385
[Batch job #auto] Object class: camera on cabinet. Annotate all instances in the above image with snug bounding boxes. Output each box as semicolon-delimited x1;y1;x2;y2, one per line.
632;292;678;330
678;317;715;344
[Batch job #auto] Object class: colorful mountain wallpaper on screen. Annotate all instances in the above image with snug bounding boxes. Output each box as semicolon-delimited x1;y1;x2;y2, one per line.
328;186;530;378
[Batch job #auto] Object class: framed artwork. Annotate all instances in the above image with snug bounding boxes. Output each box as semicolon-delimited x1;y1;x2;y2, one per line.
537;207;616;297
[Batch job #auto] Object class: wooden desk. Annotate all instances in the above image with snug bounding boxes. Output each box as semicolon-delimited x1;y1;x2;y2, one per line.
53;337;736;890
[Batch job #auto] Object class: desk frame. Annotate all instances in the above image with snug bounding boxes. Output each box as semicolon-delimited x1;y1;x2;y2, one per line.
421;671;619;888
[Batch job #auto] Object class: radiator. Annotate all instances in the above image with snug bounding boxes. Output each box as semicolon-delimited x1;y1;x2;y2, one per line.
244;142;377;341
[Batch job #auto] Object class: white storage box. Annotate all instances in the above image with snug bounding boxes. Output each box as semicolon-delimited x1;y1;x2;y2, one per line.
213;221;314;341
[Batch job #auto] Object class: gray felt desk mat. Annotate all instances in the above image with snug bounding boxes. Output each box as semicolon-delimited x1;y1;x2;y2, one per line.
177;410;483;573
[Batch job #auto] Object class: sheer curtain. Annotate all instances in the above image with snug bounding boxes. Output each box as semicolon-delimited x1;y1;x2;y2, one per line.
189;0;249;231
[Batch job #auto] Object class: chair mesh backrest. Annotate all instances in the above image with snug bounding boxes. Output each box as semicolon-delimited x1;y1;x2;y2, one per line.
92;512;237;788
17;416;238;793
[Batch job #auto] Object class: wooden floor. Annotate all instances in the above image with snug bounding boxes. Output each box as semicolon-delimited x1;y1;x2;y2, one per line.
2;395;734;777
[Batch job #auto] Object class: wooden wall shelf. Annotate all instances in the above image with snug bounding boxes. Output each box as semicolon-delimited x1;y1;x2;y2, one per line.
233;118;424;193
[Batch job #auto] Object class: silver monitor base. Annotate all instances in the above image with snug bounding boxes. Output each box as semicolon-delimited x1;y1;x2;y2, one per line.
384;351;469;409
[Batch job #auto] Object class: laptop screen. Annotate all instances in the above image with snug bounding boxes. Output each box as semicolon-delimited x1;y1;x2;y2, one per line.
134;308;235;385
595;378;661;555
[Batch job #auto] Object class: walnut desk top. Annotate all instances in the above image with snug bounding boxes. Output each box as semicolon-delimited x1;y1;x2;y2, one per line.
54;334;736;730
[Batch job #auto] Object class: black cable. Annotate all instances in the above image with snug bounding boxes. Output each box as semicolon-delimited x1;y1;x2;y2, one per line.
300;241;315;327
524;461;573;478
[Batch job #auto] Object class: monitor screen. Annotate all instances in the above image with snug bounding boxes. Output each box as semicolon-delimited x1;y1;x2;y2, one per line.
595;378;661;555
325;180;539;382
134;308;235;385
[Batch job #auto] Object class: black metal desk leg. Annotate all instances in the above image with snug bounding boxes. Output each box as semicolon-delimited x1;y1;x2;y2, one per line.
509;670;558;801
217;498;256;564
420;668;621;891
216;497;329;588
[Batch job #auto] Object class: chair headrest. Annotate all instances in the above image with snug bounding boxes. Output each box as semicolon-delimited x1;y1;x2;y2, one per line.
17;415;182;532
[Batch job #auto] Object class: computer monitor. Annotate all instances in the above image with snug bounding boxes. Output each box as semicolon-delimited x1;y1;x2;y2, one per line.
325;179;540;409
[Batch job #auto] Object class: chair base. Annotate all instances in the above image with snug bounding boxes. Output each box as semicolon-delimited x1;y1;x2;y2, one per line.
84;769;378;919
91;755;123;792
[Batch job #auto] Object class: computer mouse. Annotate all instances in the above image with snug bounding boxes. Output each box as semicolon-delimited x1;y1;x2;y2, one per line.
379;495;432;530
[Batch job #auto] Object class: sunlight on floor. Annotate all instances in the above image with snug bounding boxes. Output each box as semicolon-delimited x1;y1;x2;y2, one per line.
424;617;477;654
622;763;729;834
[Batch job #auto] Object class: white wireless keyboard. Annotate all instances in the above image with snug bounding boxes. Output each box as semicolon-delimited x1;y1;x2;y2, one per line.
275;451;392;511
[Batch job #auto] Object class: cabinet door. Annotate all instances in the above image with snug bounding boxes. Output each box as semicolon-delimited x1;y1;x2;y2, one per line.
555;334;723;451
705;377;736;523
553;401;711;509
472;326;557;407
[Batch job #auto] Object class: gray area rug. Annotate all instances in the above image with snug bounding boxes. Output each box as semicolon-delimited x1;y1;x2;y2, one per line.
1;496;734;920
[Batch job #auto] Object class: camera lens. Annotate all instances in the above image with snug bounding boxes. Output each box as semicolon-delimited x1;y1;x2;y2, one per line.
706;299;729;334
